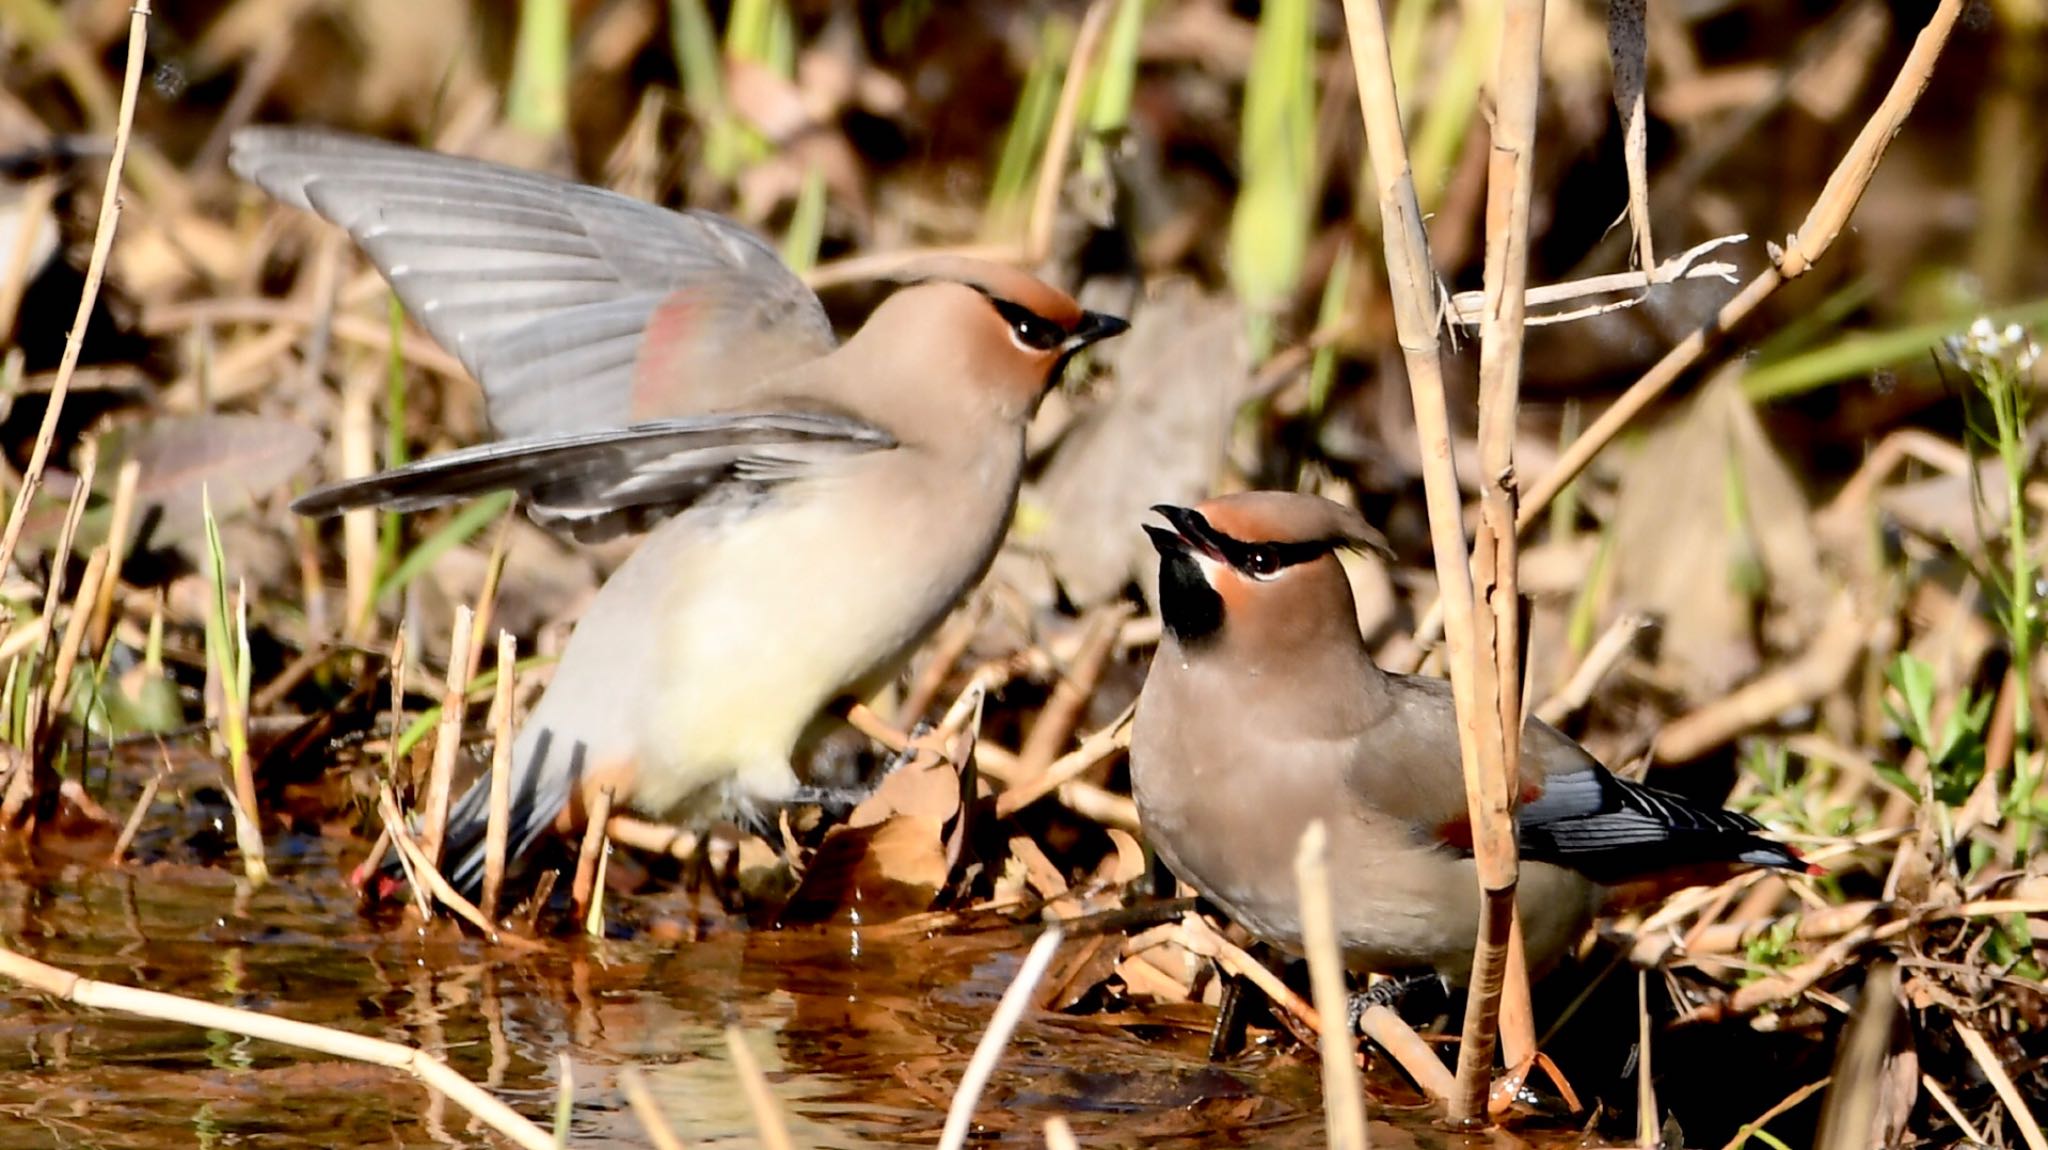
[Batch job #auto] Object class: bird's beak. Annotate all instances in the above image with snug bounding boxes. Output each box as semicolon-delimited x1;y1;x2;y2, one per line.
1146;504;1228;562
1065;310;1130;351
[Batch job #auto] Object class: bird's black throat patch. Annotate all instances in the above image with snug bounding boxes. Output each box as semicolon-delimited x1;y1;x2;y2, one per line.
1157;547;1224;645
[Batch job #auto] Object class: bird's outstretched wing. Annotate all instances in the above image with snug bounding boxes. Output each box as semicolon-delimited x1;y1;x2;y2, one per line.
292;412;895;541
230;128;837;441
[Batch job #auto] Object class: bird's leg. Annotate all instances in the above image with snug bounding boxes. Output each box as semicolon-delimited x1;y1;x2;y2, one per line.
783;720;938;820
1207;972;1256;1062
1346;971;1448;1032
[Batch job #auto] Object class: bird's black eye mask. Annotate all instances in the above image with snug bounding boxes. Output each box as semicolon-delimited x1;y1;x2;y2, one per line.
1146;505;1342;579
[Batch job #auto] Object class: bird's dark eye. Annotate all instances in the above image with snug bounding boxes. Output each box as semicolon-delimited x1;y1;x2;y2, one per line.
1242;547;1281;577
990;298;1067;352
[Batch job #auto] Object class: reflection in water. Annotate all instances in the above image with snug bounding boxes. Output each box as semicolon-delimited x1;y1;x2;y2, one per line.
0;812;1502;1149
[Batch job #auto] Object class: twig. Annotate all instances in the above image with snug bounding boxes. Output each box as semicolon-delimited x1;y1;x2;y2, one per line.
1294;822;1367;1150
0;943;555;1150
1636;969;1658;1147
937;926;1064;1150
108;740;172;865
1534;613;1649;726
1445;234;1744;326
0;1;151;587
1015;605;1130;782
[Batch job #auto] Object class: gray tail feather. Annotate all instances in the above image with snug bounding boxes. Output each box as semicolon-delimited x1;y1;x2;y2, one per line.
379;728;574;902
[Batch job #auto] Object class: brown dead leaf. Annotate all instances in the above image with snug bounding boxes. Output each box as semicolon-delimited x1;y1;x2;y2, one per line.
1035;281;1246;607
1610;368;1826;698
98;413;320;550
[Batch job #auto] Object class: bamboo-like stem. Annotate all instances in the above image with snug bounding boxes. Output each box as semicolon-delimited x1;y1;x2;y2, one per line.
417;604;475;867
0;942;555;1150
725;1025;796;1150
1460;0;1546;1094
0;2;151;587
1294;821;1368;1150
1339;0;1517;1123
479;629;517;922
572;787;614;930
937;927;1064;1150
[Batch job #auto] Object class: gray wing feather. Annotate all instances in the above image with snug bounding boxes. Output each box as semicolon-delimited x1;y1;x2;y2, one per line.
230;128;836;438
292;412;895;542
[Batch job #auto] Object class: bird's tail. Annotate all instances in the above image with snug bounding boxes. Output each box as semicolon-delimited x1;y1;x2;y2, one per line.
1518;768;1815;883
367;727;574;903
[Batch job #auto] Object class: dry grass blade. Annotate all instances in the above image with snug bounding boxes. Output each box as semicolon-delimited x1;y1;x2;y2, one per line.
0;1;150;586
1719;1077;1832;1150
573;787;615;933
1952;1018;2048;1150
0;943;556;1150
938;927;1064;1150
376;787;545;952
1293;821;1367;1150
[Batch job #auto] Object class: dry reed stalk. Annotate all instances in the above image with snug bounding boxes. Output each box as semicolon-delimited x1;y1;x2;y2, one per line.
0;942;555;1150
338;362;379;642
937;926;1064;1150
619;1065;687;1150
108;739;172;864
47;547;109;726
87;458;141;651
1444;235;1742;327
417;604;475;866
1044;1116;1080;1150
1513;0;1966;530
1636;969;1658;1146
1293;821;1368;1150
1339;0;1522;1119
994;703;1133;817
0;2;150;587
1015;604;1129;782
3;441;98;826
1025;0;1114;260
0;177;55;335
480;628;517;921
1464;0;1547;1084
466;505;516;683
724;1025;796;1150
375;786;545;952
572;786;615;929
896;601;982;726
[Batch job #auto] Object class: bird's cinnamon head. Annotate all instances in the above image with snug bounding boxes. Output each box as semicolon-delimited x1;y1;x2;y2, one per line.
874;257;1127;420
1145;492;1392;648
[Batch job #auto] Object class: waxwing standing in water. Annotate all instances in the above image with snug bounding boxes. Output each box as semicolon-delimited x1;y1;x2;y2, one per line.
233;129;1128;896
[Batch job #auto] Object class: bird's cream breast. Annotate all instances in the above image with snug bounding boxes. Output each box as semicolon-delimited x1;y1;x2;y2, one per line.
632;456;1016;815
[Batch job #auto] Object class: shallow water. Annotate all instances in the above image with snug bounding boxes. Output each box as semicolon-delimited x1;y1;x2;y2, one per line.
0;783;1540;1150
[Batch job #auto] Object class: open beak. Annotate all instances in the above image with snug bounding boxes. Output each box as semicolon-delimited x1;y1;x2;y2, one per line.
1145;504;1227;562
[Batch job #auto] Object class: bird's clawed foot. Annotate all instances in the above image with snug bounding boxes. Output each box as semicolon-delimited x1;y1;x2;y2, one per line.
1347;971;1449;1032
